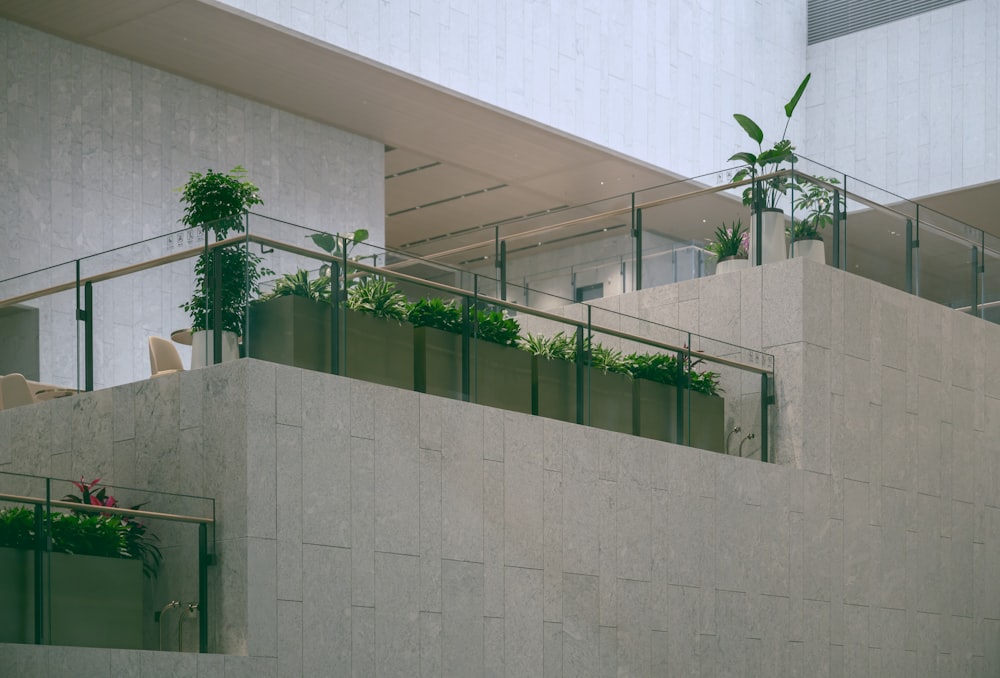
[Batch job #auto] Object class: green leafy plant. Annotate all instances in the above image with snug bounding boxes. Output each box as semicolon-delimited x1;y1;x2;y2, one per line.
260;269;332;303
729;73;811;211
475;309;521;346
624;350;722;396
587;342;631;375
789;176;840;241
178;166;262;240
705;220;749;260
407;298;463;333
518;331;577;361
346;277;409;321
178;167;272;336
0;479;163;579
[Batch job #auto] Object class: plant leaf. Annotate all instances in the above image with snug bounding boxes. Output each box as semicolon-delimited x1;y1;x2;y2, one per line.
310;233;338;253
728;152;757;166
784;73;811;119
733;114;763;145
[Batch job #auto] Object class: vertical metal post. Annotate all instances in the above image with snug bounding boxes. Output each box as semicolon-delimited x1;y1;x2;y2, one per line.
905;219;915;294
575;326;585;425
33;502;45;645
461;298;471;403
971;245;981;316
499;240;507;301
760;373;770;463
832;188;841;269
754;177;763;266
83;281;94;391
634;201;643;291
198;523;209;653
211;247;223;365
329;261;341;375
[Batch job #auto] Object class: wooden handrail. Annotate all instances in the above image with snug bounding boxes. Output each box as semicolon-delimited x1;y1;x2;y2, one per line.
0;491;214;525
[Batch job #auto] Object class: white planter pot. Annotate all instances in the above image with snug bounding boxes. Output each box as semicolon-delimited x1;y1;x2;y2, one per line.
715;257;750;275
191;329;239;368
748;209;787;265
791;238;826;264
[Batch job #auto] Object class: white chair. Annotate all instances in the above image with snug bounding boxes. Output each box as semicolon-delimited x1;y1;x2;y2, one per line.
0;373;37;409
149;336;185;377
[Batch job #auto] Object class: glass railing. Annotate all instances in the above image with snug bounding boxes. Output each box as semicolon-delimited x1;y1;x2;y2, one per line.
0;214;775;461
0;471;214;652
406;157;998;322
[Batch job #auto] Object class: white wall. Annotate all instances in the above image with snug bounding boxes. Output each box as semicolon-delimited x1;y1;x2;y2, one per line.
804;0;1000;198
0;19;384;388
218;0;809;180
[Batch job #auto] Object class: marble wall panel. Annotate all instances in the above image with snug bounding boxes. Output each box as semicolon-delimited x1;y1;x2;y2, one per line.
442;559;484;676
374;552;420;677
504;411;544;569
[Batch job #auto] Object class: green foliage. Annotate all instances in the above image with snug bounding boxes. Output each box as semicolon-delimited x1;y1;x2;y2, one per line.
729;73;811;210
182;245;273;335
705;220;748;260
0;506;34;548
475;309;521;347
260;269;332;303
518;331;577;361
587;343;631;375
178;166;262;240
346;277;409;321
407;298;462;333
790;176;840;241
625;351;722;396
178;167;270;335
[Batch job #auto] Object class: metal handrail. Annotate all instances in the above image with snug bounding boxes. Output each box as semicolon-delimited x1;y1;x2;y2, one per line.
0;491;214;525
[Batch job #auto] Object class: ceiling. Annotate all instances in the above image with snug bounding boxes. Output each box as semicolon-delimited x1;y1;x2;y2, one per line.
3;0;998;288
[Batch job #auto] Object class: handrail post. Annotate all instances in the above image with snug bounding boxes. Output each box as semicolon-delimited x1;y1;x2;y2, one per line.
832;188;841;269
499;240;507;301
760;373;771;463
198;523;209;653
329;260;341;375
33;501;45;645
634;198;643;291
575;325;585;425
83;281;94;391
971;245;981;317
211;247;222;365
905;218;915;294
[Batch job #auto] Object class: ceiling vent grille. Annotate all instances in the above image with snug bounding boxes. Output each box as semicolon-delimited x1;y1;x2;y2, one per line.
808;0;967;44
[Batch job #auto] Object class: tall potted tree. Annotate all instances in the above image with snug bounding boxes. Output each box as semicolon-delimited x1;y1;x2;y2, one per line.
178;166;269;367
729;73;811;265
789;176;840;264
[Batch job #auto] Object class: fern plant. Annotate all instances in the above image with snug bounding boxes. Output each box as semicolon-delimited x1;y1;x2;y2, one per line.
475;309;520;346
518;331;576;361
346;276;408;321
260;269;332;303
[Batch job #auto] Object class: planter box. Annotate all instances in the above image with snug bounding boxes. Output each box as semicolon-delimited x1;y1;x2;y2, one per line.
248;296;332;372
632;382;725;452
585;370;633;435
532;356;577;423
0;548;143;649
474;341;532;415
414;326;462;400
345;311;415;391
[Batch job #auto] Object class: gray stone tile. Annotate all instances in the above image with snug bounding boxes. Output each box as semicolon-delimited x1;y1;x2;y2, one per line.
374;387;420;556
716;589;750;678
484;615;504;678
374;552;420;677
442;559;484;677
302;544;351;676
274;364;302;427
440;399;484;563
543;469;563;622
483;407;504;461
420;448;442;613
351;435;375;607
47;647;111;675
951;499;975;617
544;621;563;678
562;439;600;576
276;424;302;601
843;479;874;606
483;458;504;617
214;537;249;654
223;656;277;678
301;371;350;548
600;625;617;678
716;495;759;593
350;378;375;439
109;650;141;677
420;611;443;678
563;573;599;678
881;367;910;490
617;465;651;583
616;578;651;678
505;411;544;569
419;394;442;451
599;478;617;626
246;412;277;540
112;382;135;442
198;652;226;678
505;566;544;676
762;259;805;347
543;418;563;472
277;600;303;678
247;537;277;657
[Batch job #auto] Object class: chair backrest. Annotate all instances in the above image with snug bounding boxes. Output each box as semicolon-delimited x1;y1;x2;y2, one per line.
149;336;185;375
0;373;36;409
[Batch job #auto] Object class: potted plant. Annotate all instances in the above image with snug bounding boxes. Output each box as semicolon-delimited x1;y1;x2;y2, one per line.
627;351;724;452
584;342;634;435
705;220;749;275
788;176;840;263
729;73;811;265
344;276;414;390
409;297;464;399
248;269;334;372
0;478;161;649
519;331;578;423
178;166;270;367
471;307;531;414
